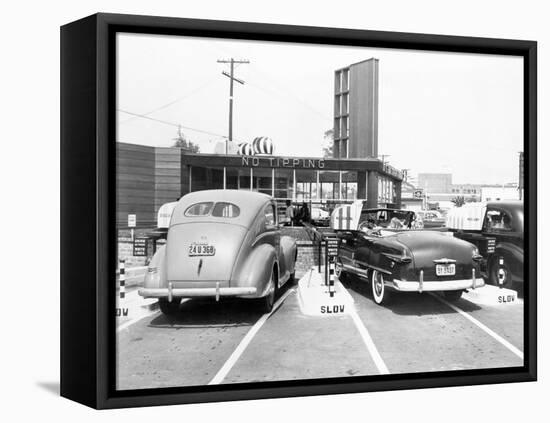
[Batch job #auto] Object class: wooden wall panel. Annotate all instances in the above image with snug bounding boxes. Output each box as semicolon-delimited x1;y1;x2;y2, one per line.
116;143;156;227
154;147;182;214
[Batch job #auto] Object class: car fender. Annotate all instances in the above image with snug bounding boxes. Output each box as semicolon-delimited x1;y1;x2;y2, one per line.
280;235;297;278
232;243;277;298
143;245;167;289
493;242;524;281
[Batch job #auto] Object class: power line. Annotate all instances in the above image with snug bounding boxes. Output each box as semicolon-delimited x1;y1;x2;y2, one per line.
248;63;332;123
117;109;226;138
119;77;220;124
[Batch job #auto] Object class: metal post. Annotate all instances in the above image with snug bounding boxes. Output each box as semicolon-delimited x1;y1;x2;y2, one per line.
328;257;335;298
498;256;505;288
118;259;126;299
325;239;329;286
318;237;322;273
271;168;275;197
293;169;296;202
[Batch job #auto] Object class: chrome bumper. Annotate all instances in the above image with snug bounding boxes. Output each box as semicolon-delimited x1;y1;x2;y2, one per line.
139;282;257;301
391;275;484;293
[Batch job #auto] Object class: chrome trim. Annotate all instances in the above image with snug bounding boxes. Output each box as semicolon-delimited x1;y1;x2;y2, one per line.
390;278;485;292
139;287;257;298
433;258;457;264
419;270;424;293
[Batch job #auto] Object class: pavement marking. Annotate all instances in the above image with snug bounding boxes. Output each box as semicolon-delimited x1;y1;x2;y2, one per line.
432;294;524;360
116;299;189;332
208;288;296;385
348;307;390;375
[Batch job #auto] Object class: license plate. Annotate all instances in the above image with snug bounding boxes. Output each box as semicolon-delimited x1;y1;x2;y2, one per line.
436;263;456;276
188;243;216;256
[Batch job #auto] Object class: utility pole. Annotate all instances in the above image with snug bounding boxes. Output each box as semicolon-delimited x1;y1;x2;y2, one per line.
217;58;249;154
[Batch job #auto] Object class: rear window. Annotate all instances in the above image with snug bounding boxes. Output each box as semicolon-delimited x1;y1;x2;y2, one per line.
184;201;240;218
184;202;214;216
212;202;240;217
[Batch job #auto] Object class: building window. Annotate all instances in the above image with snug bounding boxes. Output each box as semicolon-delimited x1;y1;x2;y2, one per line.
342;117;348;141
343;69;349;91
340;139;348;159
342;93;349;114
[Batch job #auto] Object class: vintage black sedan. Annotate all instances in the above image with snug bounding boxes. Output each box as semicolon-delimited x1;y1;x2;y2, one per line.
332;204;484;305
139;190;297;315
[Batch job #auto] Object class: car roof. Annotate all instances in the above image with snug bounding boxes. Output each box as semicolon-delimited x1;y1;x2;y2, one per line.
170;189;272;227
487;200;523;212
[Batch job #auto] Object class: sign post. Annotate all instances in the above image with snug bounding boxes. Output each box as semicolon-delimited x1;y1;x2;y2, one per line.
128;214;136;242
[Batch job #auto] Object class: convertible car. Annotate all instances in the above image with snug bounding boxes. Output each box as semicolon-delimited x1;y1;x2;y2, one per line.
139;190;297;315
332;203;484;305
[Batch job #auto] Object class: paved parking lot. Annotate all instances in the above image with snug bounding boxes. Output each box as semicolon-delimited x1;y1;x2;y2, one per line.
116;276;524;390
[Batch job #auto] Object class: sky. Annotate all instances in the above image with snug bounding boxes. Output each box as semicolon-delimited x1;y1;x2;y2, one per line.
117;33;523;185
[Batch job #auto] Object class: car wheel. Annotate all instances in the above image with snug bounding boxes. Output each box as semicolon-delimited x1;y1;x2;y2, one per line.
443;290;463;301
489;256;514;289
260;268;276;313
159;298;181;315
371;270;391;305
289;271;296;284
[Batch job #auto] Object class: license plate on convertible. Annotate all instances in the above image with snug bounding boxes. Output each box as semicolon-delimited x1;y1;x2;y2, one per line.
188;243;216;256
436;263;456;276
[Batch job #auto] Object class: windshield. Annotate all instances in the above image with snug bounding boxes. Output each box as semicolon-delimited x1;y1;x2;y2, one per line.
359;210;414;229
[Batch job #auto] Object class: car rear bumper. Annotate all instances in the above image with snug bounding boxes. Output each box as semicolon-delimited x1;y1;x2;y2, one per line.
390;277;484;292
139;283;257;301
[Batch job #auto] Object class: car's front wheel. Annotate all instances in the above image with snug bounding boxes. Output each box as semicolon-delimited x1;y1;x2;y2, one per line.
159;298;181;315
371;270;391;305
488;256;514;289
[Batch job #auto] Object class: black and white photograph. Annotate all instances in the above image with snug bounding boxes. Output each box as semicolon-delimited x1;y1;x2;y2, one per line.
114;31;526;390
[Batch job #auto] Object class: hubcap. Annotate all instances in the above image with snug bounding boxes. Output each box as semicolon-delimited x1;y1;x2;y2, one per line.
374;273;383;296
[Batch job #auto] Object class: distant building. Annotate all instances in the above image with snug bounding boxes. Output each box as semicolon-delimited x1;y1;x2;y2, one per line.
417;173;453;194
333;58;379;159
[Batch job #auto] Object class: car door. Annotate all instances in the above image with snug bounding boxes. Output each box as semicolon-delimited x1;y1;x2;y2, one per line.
337;231;357;271
353;232;377;271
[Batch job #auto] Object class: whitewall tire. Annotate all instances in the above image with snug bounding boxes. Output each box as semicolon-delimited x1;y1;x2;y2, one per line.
371;270;391;305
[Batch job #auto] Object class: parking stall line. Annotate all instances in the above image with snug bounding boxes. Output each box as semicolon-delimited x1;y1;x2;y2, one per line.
208;288;296;385
348;308;390;375
431;294;524;360
116;299;190;332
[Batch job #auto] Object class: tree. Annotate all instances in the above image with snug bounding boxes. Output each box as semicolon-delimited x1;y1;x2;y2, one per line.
322;128;334;158
451;196;466;208
172;126;200;153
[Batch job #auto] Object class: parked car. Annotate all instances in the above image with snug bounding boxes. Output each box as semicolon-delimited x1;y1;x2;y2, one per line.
416;210;446;228
332;202;484;305
311;207;331;227
447;201;523;288
139;190;297;314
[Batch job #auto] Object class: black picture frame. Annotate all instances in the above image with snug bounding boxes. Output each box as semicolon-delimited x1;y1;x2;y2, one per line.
60;12;537;409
